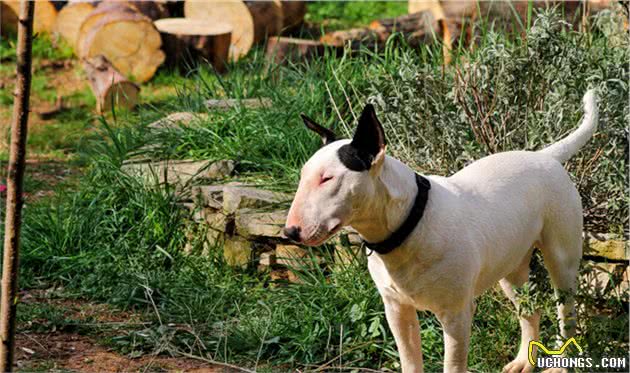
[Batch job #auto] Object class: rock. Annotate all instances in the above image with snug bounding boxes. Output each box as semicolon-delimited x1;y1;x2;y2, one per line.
222;186;290;214
147;112;209;131
275;244;322;269
223;237;253;268
580;261;629;300
235;209;287;238
258;251;276;272
275;244;307;266
192;185;225;209
122;159;235;184
334;230;363;266
205;228;224;250
585;238;627;261
259;251;276;266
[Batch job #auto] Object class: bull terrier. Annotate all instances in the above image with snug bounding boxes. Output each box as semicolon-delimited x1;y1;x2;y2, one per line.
284;90;598;373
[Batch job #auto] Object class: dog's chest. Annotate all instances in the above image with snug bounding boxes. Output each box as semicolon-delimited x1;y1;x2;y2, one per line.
367;253;438;309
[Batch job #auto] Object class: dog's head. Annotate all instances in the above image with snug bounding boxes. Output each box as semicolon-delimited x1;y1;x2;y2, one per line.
284;104;386;246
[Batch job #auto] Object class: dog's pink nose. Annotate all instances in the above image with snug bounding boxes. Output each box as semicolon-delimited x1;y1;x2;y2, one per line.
283;226;301;242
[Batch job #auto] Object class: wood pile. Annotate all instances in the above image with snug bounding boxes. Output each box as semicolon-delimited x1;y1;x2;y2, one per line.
184;0;307;61
1;0;60;34
76;3;165;83
154;18;232;73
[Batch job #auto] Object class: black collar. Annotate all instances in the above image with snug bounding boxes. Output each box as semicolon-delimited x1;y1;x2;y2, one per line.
363;173;431;255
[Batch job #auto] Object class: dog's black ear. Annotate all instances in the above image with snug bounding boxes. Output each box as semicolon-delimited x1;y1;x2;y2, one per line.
350;104;386;157
301;113;337;145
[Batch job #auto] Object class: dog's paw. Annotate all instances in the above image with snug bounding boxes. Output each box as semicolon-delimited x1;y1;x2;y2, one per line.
502;358;534;373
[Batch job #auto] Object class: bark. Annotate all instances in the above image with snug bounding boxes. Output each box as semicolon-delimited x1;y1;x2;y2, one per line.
154;18;232;73
0;1;34;371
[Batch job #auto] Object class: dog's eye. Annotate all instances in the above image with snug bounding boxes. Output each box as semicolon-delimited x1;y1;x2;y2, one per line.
320;175;333;185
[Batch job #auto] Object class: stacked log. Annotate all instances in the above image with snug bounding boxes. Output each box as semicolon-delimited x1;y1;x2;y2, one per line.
83;55;140;114
100;0;170;20
183;0;280;61
184;0;307;61
279;1;307;33
77;3;165;83
154;18;232;72
53;1;96;48
0;0;59;34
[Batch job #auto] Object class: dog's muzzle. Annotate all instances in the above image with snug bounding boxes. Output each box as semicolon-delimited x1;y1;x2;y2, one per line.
283;226;301;242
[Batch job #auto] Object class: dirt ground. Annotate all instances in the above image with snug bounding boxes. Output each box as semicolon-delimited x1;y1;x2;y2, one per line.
15;291;239;372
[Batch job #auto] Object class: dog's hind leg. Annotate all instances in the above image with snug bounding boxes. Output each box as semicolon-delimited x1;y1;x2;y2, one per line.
539;227;582;340
500;248;539;373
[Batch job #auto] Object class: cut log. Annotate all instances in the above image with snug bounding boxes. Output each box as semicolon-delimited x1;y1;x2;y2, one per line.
83;55;140;114
79;8;165;83
266;36;332;64
321;11;441;51
53;1;96;48
100;0;170;20
279;1;306;33
0;2;19;36
1;0;58;34
76;2;138;53
154;18;232;72
184;0;283;61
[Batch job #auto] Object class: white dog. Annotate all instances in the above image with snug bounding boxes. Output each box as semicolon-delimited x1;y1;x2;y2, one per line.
284;90;597;373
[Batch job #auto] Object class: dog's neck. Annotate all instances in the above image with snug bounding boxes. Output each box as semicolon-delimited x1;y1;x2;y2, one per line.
349;156;420;249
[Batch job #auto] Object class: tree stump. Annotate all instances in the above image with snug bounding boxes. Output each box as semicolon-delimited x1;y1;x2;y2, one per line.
53;1;96;48
184;0;283;61
83;55;140;114
78;5;165;83
154;18;232;73
279;1;307;33
1;0;58;34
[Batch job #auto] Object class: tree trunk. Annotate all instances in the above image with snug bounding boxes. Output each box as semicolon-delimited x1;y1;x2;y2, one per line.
154;18;232;73
0;1;34;371
78;6;165;83
83;55;140;114
183;0;283;61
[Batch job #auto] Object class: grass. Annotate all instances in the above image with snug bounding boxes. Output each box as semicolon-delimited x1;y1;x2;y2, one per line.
305;1;408;30
3;4;628;373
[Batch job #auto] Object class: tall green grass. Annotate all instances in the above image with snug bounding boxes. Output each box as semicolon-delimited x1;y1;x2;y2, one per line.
17;8;628;372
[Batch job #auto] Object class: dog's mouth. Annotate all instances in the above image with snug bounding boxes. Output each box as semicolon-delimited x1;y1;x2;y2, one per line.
303;222;343;246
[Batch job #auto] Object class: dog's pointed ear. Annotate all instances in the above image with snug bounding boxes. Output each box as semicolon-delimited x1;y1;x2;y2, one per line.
301;113;337;145
350;104;386;161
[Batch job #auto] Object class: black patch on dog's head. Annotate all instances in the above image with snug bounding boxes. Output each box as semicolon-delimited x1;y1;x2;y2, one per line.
337;104;386;171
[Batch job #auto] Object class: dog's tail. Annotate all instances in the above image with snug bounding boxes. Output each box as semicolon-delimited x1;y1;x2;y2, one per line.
538;90;598;163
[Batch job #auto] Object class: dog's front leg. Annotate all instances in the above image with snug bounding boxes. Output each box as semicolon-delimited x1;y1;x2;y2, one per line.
435;301;475;373
384;299;423;373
